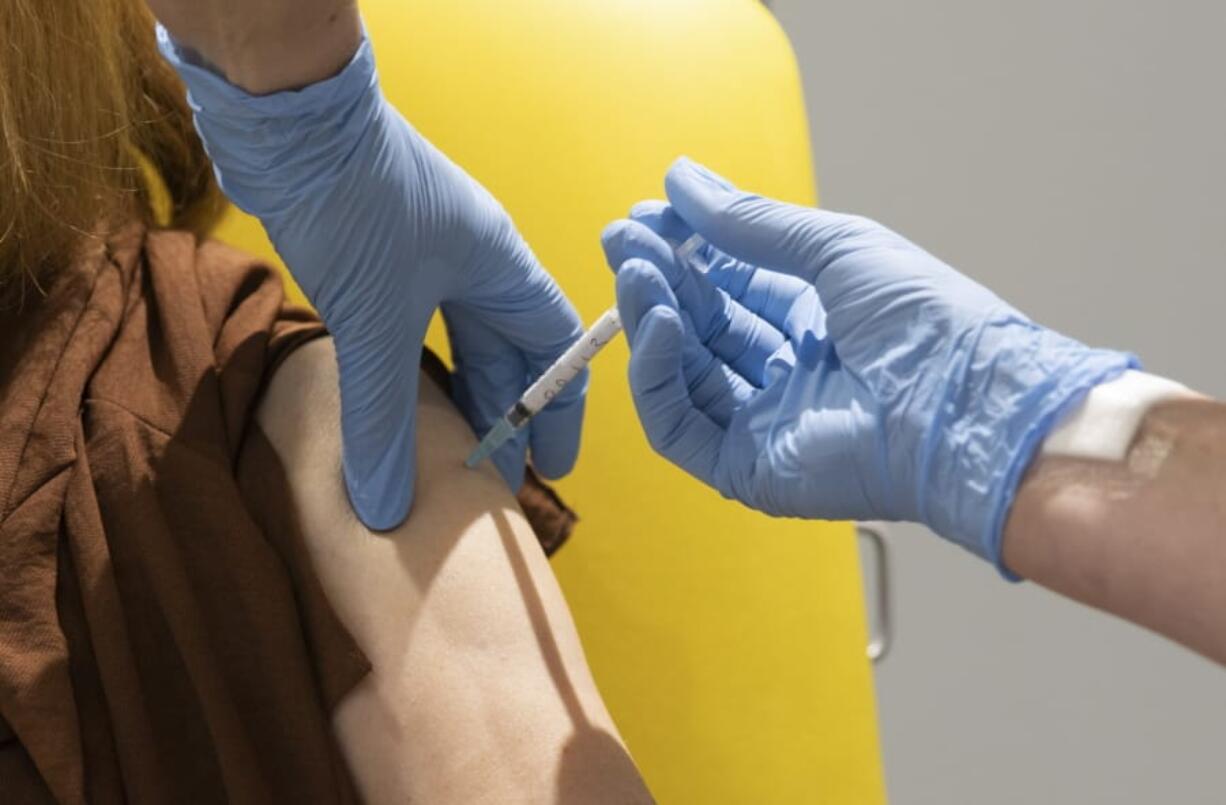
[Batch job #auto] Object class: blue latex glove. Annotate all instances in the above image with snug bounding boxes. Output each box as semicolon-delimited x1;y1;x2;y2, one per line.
159;29;586;530
603;158;1136;572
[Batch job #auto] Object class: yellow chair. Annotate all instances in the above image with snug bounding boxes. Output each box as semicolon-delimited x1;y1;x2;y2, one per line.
215;1;885;801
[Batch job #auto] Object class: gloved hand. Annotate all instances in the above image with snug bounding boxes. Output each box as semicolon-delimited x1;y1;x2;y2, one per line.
603;158;1135;572
159;29;586;530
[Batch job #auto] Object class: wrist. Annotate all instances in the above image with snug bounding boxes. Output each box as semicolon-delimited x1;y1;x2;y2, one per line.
155;4;360;95
159;22;410;308
923;315;1137;576
1001;398;1226;664
158;24;386;220
1040;370;1196;462
1002;380;1204;581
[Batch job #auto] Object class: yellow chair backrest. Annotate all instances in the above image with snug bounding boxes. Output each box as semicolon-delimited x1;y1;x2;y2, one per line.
214;1;885;801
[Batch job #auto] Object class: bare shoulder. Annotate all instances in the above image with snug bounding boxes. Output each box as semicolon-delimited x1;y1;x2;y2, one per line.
253;338;652;804
255;337;515;544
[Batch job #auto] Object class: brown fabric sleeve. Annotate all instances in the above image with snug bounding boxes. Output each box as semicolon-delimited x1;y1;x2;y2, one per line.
195;238;372;716
235;427;372;712
0;228;369;804
0;707;53;804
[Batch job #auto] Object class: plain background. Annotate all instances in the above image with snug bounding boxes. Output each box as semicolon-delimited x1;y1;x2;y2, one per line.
769;1;1226;803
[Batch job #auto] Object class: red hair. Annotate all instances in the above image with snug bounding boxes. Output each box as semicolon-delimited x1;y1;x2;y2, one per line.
0;0;222;307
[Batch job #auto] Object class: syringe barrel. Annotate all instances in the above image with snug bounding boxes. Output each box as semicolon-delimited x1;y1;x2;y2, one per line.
506;236;704;421
518;308;623;417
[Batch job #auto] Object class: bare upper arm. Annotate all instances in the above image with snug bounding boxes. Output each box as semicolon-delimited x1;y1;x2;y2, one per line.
252;338;652;804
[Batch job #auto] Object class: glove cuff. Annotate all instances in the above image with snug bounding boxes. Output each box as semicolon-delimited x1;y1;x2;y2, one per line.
156;23;384;231
982;346;1140;580
922;313;1138;577
157;21;405;309
156;23;377;123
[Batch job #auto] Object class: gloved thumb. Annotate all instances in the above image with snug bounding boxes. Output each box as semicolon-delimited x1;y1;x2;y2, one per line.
664;157;853;284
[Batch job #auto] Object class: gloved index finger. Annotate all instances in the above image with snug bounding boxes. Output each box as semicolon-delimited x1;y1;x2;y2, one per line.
527;376;587;480
456;234;588;479
627;201;817;343
334;317;426;531
628;200;699;250
515;286;588;480
663;156;866;288
602;218;784;388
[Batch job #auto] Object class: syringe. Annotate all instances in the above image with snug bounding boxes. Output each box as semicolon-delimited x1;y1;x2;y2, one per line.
464;233;706;469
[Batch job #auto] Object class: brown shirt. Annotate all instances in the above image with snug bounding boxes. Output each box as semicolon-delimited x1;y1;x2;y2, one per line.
0;226;367;803
0;226;577;803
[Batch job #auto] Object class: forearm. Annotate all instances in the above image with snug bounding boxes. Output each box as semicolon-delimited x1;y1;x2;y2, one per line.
1003;398;1226;664
146;0;360;93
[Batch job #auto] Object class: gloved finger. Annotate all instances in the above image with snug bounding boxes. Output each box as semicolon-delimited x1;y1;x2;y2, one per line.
332;312;429;531
628;200;698;247
603;219;784;387
610;209;733;282
617;263;724;485
461;237;585;371
703;264;826;345
528;386;587;480
627;202;801;332
626;215;821;344
444;303;531;491
629;201;746;280
627;196;829;352
603;220;715;314
676;309;755;429
620;264;752;427
663;156;872;287
456;229;587;478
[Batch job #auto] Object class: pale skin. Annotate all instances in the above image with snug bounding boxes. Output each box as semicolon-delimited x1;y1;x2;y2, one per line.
146;0;361;94
1004;398;1226;666
254;339;654;803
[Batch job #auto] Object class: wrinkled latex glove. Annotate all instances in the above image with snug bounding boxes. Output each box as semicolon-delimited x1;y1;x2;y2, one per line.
602;158;1136;572
159;29;585;530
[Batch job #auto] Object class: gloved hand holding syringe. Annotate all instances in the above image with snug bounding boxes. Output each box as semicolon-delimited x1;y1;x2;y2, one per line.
466;234;708;469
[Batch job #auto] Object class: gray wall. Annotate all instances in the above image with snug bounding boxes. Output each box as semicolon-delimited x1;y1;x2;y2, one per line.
770;1;1226;803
